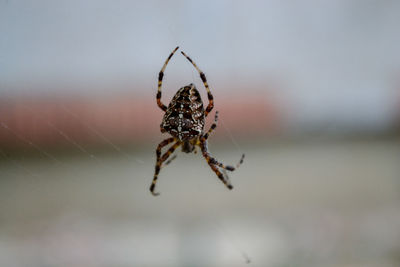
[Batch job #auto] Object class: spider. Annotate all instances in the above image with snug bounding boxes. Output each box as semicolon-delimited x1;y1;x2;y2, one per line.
150;46;245;196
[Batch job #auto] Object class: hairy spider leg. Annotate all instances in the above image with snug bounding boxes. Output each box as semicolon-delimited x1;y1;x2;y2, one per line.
157;46;179;112
151;139;181;196
202;111;245;171
165;154;177;165
216;153;245;171
180;51;214;117
150;137;175;195
199;139;234;189
203;111;219;140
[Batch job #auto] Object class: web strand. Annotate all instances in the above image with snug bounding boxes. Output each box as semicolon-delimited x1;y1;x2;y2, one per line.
220;117;243;153
46;121;101;162
61;105;144;164
1;121;62;164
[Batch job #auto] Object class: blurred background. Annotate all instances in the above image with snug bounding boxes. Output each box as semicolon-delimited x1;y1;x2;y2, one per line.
1;0;400;266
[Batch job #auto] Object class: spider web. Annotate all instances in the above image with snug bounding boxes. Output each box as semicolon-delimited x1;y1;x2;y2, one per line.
0;77;250;266
0;99;145;180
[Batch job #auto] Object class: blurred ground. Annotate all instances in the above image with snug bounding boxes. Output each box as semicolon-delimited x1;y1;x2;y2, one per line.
1;138;399;267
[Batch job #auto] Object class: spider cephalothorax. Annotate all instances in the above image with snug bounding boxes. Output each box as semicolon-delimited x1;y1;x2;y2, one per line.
150;46;244;196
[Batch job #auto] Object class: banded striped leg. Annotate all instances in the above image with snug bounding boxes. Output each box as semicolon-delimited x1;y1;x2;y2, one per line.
215;153;245;171
165;154;177;165
202;138;245;172
157;46;179;111
150;137;175;195
203;111;219;140
150;140;181;196
220;153;245;188
202;111;245;172
181;51;214;117
200;139;233;190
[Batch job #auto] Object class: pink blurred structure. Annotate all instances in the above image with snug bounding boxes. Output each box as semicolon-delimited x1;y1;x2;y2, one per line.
0;90;281;149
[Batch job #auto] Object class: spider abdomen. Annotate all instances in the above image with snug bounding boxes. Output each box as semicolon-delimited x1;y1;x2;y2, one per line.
161;84;205;141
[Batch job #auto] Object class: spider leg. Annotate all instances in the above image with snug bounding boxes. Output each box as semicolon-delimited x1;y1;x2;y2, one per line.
201;114;245;172
199;138;234;190
216;153;245;172
203;111;219;140
181;51;214;117
150;137;175;195
150;140;181;196
204;146;245;172
221;168;230;182
165;154;177;165
157;46;179;112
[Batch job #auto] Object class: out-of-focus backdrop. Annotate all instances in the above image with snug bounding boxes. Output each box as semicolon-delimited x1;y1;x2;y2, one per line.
1;1;400;266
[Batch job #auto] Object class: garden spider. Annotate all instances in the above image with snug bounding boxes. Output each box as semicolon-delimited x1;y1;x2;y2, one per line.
150;46;245;196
